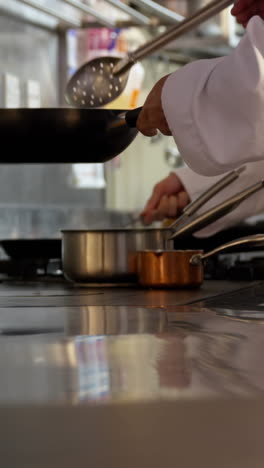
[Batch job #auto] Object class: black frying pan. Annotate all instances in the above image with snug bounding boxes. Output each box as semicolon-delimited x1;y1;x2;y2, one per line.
0;107;141;163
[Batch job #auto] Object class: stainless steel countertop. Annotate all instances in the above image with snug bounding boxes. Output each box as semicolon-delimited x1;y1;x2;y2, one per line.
0;279;261;405
0;278;251;304
0;278;264;467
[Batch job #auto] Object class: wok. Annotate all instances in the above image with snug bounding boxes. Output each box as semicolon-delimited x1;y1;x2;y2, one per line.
0;107;140;163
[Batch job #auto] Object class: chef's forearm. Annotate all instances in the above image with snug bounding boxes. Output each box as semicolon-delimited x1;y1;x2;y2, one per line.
162;16;264;176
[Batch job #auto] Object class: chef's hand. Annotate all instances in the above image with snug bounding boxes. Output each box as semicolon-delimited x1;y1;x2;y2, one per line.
136;75;172;137
231;0;264;26
141;172;190;225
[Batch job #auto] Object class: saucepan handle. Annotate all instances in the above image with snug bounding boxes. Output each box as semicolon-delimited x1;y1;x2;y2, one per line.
125;107;143;128
168;179;264;241
167;166;246;231
190;234;264;266
182;166;246;217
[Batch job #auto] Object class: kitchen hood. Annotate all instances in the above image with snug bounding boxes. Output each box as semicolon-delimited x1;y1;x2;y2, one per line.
0;0;126;30
0;0;242;58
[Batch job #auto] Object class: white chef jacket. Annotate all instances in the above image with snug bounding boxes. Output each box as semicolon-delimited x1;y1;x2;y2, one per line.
175;161;264;237
161;15;264;177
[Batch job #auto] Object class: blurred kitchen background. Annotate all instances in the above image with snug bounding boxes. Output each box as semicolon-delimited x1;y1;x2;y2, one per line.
0;0;244;239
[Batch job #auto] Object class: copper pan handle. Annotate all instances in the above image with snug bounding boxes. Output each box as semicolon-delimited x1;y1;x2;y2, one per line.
190;234;264;266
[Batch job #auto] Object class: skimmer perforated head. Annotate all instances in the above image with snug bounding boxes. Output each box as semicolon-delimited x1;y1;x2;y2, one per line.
65;56;129;108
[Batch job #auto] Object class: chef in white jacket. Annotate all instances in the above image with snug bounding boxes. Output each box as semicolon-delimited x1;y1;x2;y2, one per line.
138;1;264;235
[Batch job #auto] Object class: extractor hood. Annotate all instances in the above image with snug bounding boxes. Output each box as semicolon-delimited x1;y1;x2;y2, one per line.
0;0;243;59
0;0;131;30
0;0;227;30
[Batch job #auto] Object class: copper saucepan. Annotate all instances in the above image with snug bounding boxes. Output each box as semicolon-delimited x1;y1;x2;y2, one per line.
137;234;264;289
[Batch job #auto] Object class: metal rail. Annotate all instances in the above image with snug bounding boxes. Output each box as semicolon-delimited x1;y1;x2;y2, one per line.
17;0;81;27
130;0;184;24
104;0;151;25
62;0;116;28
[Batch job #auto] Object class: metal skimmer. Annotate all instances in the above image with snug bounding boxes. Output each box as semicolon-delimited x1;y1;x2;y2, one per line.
65;0;233;108
65;57;129;108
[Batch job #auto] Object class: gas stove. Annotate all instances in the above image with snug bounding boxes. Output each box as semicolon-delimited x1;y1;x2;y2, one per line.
0;221;263;284
204;252;264;281
0;250;263;284
0;258;63;279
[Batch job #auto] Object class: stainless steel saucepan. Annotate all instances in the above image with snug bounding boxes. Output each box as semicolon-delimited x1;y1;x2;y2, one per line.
61;227;174;283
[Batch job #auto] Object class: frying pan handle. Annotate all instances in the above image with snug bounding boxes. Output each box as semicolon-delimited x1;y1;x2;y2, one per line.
125;107;143;128
190;234;264;266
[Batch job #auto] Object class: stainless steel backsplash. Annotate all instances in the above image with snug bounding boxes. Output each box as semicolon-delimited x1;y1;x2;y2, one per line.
0;13;105;222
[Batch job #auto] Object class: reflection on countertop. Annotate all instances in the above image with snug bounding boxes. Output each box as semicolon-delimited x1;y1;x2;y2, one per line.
1;280;264;468
0;280;264;405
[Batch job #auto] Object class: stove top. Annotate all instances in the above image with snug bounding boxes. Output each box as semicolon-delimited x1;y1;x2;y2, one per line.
200;281;264;318
0;221;264;284
0;251;263;284
0;258;62;279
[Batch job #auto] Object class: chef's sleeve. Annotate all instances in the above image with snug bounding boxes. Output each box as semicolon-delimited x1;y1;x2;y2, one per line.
175;161;264;237
162;16;264;176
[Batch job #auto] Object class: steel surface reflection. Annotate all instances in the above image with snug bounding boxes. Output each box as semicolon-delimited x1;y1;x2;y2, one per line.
66;306;167;336
0;306;167;337
1;310;264;404
63;333;191;402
